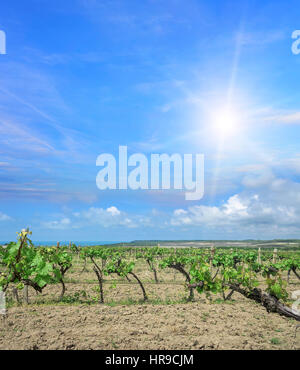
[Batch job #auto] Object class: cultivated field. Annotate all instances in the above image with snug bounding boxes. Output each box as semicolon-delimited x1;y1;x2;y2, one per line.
0;243;300;350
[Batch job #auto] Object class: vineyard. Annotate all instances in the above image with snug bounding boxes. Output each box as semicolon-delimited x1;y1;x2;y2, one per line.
0;229;300;350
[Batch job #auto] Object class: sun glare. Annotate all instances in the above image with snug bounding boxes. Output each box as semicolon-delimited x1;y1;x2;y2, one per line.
213;107;239;138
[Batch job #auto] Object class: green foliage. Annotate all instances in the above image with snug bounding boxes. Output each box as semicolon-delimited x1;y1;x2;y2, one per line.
266;275;288;301
0;229;72;294
270;338;280;345
1;232;299;308
105;257;135;277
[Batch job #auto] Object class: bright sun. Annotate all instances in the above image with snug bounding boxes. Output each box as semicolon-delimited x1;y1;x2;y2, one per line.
213;107;239;138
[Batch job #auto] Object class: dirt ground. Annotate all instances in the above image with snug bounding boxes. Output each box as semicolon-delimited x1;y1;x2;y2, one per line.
0;300;299;350
0;258;299;350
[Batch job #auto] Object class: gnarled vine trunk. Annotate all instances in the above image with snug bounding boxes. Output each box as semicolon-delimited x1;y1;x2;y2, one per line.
229;284;300;321
146;259;159;283
169;263;194;301
292;268;300;281
189;282;300;321
128;271;148;302
90;256;104;304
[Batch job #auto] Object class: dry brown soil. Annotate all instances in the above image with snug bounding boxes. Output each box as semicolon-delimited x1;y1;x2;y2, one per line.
0;258;299;350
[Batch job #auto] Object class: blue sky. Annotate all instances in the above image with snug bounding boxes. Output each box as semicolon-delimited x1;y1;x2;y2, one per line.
0;0;300;241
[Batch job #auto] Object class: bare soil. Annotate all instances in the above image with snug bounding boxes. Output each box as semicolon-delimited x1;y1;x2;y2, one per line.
0;258;299;350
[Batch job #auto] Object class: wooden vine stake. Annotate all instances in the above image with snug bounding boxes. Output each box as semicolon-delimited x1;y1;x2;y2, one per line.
210;245;215;271
23;284;29;305
258;247;261;265
273;248;278;264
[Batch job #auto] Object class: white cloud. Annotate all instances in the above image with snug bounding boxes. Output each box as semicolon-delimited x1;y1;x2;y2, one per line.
173;209;188;216
39;172;300;237
106;206;121;216
170;175;300;236
80;206;137;228
43;217;71;230
42;206;153;231
0;212;11;221
277;155;300;175
223;195;248;217
241;169;275;188
263;111;300;125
